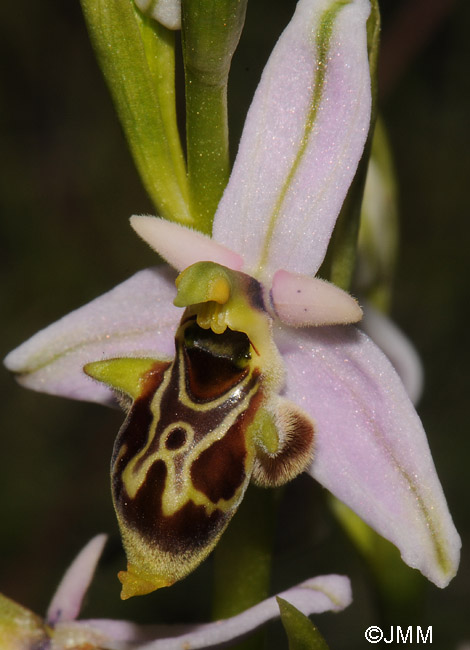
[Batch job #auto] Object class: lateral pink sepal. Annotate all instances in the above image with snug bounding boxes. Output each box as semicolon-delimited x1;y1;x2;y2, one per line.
271;269;363;327
4;267;180;404
277;325;461;588
130;216;244;272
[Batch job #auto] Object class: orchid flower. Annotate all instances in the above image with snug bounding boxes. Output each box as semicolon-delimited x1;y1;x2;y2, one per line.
0;535;351;649
4;0;460;603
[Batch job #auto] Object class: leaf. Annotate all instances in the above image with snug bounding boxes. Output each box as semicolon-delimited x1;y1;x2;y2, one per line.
277;597;330;650
80;0;191;223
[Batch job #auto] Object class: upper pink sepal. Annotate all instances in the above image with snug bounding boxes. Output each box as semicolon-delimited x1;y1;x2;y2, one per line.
130;215;244;272
213;0;371;281
271;269;363;327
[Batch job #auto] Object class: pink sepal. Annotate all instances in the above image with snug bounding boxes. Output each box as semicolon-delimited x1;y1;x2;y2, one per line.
276;324;461;588
4;267;181;405
213;0;371;280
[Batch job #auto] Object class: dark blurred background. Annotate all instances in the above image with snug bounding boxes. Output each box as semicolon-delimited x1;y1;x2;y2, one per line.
1;0;468;647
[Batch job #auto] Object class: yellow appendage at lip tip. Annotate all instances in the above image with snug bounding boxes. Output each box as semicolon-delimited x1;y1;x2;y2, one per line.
118;566;174;600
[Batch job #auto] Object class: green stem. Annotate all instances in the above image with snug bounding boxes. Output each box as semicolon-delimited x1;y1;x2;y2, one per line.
212;486;279;650
182;0;248;234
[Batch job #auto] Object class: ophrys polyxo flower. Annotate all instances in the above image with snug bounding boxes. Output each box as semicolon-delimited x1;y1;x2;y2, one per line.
4;0;460;598
86;261;325;597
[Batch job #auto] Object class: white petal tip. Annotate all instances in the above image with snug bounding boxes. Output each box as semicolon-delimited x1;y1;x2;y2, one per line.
271;270;362;327
130;216;244;272
409;529;461;589
297;574;352;612
134;0;181;30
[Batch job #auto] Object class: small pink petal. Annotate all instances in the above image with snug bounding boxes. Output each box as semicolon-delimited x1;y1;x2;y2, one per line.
130;215;244;272
46;534;107;625
277;324;460;587
4;267;181;405
213;0;371;282
271;269;362;327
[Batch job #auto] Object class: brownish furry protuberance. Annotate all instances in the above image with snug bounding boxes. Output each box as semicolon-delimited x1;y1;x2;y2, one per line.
252;400;315;487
